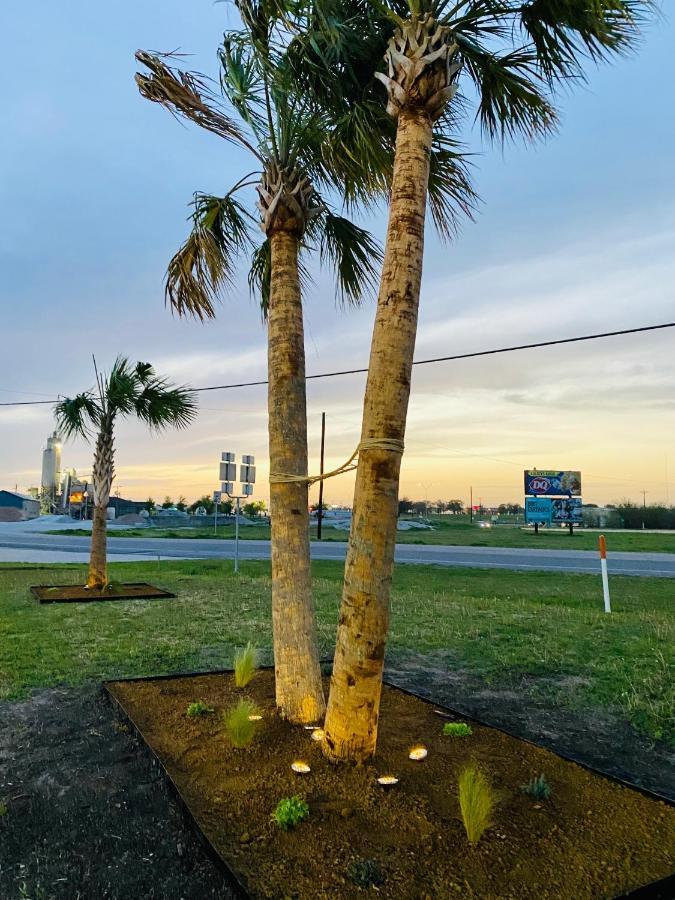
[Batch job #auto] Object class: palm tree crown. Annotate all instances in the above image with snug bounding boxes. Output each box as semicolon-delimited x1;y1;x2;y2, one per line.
134;2;387;322
55;358;197;440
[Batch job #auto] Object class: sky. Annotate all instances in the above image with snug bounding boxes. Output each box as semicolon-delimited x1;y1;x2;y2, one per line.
1;2;674;509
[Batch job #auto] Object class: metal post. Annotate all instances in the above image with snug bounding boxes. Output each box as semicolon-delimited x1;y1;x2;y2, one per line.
234;496;240;574
599;534;611;613
470;486;473;523
214;501;218;535
317;412;326;540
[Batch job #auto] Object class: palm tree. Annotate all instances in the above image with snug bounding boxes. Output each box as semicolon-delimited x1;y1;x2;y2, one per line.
133;5;383;724
55;359;196;589
316;0;654;763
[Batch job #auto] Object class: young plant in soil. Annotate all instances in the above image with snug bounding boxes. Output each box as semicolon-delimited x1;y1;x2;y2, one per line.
272;796;309;831
0;801;7;817
186;701;214;718
443;722;472;738
347;859;384;888
521;774;552;800
224;699;259;748
234;643;257;688
459;765;496;845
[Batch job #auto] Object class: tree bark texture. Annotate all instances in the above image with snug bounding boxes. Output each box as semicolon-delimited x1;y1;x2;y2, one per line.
87;419;114;590
323;108;433;762
268;227;325;724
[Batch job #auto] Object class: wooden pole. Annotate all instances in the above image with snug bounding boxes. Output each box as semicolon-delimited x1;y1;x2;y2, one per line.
317;412;326;540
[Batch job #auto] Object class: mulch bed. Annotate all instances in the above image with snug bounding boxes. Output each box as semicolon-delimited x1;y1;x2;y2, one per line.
0;686;232;900
107;671;675;900
31;582;176;603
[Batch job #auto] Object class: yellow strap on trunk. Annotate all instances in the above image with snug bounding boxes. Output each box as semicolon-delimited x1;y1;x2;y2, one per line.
269;438;404;486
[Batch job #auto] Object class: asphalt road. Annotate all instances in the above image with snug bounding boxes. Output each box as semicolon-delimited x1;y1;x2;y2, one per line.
2;531;675;577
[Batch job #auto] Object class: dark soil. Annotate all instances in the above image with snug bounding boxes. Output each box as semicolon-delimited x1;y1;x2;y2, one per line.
0;685;233;899
31;582;175;603
108;671;675;900
386;650;675;802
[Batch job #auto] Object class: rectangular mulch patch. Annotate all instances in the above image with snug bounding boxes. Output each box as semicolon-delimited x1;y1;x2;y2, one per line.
32;583;176;603
105;670;675;900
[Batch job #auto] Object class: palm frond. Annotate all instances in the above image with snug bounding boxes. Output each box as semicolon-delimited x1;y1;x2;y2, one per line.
428;132;478;238
459;41;557;141
166;193;255;321
135;51;262;159
248;239;272;318
135;378;198;432
106;357;142;416
318;212;383;306
518;0;656;83
54;393;101;440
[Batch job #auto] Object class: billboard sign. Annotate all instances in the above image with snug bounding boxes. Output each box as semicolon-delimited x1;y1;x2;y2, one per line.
551;498;583;524
524;470;581;497
525;497;552;525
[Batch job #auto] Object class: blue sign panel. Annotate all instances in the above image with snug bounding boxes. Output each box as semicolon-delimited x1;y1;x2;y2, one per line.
525;498;552;524
524;470;581;497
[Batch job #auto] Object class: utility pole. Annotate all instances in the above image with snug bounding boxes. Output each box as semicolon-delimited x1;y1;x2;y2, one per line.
640;489;648;530
469;486;473;524
317;412;326;540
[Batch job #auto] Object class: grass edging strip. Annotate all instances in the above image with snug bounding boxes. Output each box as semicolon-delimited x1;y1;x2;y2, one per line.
103;666;674;899
31;583;177;604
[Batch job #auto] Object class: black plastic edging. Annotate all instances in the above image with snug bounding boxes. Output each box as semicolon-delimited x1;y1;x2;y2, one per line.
31;582;176;604
103;667;675;900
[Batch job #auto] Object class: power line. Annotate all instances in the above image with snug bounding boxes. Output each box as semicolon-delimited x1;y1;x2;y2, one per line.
1;320;673;408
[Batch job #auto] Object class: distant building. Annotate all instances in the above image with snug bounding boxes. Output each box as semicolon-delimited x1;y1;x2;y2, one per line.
0;490;41;521
41;432;62;494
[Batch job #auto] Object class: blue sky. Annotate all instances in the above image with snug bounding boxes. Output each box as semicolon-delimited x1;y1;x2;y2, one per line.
1;2;673;506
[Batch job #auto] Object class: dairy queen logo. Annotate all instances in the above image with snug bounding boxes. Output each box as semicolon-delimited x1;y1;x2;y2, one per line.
530;478;551;492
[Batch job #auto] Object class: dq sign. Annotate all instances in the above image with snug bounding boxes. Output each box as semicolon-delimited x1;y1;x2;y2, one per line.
524;470;581;497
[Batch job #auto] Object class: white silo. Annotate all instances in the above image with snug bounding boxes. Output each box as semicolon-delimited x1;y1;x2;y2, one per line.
41;432;62;493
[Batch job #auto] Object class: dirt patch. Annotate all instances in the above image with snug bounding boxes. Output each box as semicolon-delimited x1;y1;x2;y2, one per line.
385;651;675;801
108;671;675;900
31;582;176;603
0;686;233;899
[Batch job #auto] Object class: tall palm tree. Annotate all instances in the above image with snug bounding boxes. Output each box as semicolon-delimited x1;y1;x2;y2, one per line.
134;3;384;724
315;0;655;763
55;359;196;590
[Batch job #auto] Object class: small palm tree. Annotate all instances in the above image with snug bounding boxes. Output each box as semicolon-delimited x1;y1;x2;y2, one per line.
311;0;655;763
55;358;196;589
133;3;388;724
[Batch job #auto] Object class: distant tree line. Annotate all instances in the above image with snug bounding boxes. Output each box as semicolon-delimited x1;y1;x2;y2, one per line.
144;495;267;519
613;502;675;530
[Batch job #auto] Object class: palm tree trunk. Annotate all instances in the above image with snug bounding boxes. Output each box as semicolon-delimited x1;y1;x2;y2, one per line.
87;420;114;590
323;107;433;763
268;227;325;724
88;504;108;589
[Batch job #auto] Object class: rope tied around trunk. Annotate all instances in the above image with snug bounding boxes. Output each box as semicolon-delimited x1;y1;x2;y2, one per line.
269;438;404;487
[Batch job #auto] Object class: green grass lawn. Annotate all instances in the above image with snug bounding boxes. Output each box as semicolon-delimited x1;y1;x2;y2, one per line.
0;559;672;745
48;520;675;553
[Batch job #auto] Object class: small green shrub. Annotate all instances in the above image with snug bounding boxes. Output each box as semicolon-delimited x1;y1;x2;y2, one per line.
443;721;473;737
272;795;309;831
521;774;552;800
0;801;7;817
224;698;258;748
347;859;384;888
458;764;496;845
234;643;257;688
186;700;214;718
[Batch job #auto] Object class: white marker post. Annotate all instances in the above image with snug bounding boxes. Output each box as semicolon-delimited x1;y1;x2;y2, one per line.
599;534;611;613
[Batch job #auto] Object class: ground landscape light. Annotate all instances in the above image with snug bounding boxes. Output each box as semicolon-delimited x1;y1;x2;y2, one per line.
310;728;325;741
377;775;400;788
291;761;311;774
248;713;263;721
409;745;428;761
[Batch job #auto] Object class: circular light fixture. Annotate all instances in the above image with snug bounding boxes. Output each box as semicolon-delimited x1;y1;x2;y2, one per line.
310;728;325;742
408;745;428;761
377;775;399;787
291;761;311;775
248;714;263;721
